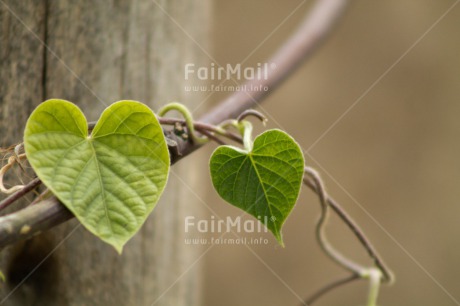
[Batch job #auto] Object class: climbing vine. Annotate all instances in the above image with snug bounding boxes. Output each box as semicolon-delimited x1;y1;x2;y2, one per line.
0;99;392;305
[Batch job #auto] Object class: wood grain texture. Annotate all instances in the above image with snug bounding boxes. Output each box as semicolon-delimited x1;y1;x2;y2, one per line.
0;1;210;305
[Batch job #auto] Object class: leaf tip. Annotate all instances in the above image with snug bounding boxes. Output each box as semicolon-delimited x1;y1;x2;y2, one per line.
113;243;124;255
273;231;285;248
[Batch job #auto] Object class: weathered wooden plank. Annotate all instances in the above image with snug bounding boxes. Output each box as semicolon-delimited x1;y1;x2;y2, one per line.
0;0;209;304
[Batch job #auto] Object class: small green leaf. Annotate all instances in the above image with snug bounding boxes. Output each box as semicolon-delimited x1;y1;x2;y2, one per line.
24;99;170;253
209;129;304;246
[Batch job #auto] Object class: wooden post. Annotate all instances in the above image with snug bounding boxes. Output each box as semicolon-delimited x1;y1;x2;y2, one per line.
0;1;209;304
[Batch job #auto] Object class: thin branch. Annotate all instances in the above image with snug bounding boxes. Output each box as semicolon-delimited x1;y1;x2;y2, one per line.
302;175;393;283
161;118;243;144
195;129;227;145
199;0;348;124
30;188;52;205
304;167;365;275
302;274;360;305
0;197;73;247
302;169;392;305
0;178;41;211
0;0;349;248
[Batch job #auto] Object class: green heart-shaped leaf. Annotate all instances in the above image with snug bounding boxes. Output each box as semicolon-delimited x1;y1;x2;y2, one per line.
24;99;170;253
209;129;304;246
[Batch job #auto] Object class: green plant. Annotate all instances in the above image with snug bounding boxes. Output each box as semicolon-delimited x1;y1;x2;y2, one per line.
1;99;392;305
24;100;170;253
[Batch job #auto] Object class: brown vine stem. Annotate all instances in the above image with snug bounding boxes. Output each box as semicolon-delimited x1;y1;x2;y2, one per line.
302;173;393;284
195;129;227;146
303;274;360;305
0;178;41;211
160;118;244;144
0;197;72;248
199;0;348;124
304;167;365;275
0;0;349;247
301;167;393;305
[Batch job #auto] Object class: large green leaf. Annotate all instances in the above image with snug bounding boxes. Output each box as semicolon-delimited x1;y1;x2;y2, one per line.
209;129;304;246
24;99;170;253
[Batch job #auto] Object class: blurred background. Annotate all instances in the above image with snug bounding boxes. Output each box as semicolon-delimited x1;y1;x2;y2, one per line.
183;1;460;305
3;1;458;305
